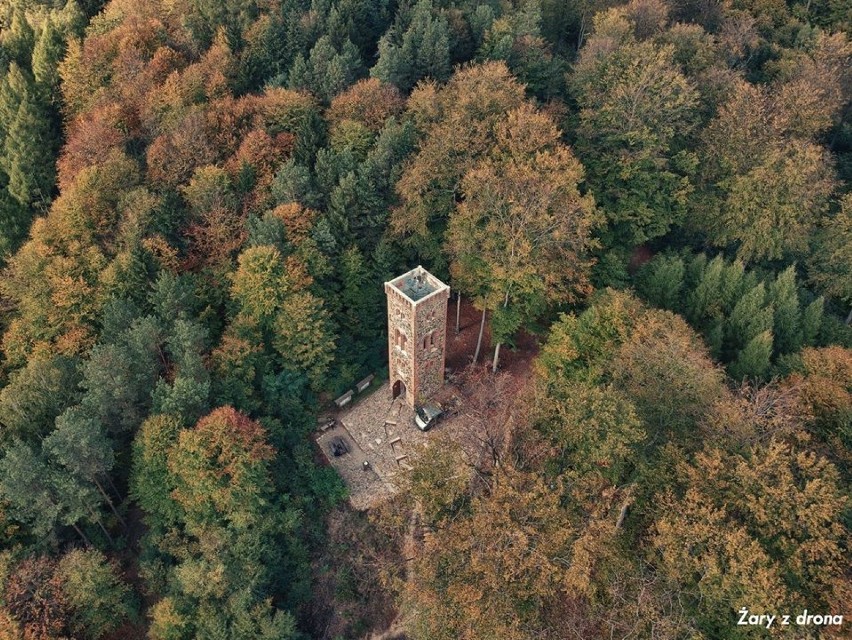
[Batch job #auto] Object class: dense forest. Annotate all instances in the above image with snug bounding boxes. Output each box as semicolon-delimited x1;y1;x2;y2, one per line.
0;0;849;637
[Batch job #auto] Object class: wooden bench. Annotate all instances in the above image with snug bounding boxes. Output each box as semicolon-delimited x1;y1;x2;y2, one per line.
334;390;353;408
355;374;375;393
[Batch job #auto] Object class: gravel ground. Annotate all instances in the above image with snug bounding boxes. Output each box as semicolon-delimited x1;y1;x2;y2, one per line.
316;383;450;509
316;295;540;510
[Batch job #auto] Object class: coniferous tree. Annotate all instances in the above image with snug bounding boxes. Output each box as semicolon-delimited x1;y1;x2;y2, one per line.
636;254;686;312
43;408;123;524
80;316;166;434
477;0;566;99
725;282;773;359
768;266;803;356
288;36;364;102
808;194;852;323
0;440;107;545
130;414;184;535
372;0;451;92
151;319;211;423
730;330;774;380
0;355;81;445
229;245;335;390
1;8;35;68
32;17;66;95
338;245;383;369
1;60;57;209
802;296;825;345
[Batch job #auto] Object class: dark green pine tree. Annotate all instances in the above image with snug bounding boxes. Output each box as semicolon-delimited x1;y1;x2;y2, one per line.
729;330;773;380
339;245;383;368
0;63;26;167
767;266;803;356
725;282;774;359
371;0;450;92
80;316;166;434
2;64;58;208
1;8;35;68
685;254;725;329
0;441;65;542
0;440;108;546
333;0;393;57
636;254;685;312
151;318;211;423
477;1;566;99
801;296;825;346
0;355;82;445
0;177;28;255
270;159;320;208
130;414;184;535
288;35;364;102
44;408;125;526
31;17;66;96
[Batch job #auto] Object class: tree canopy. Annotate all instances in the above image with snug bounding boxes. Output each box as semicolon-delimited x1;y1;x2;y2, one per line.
0;0;849;636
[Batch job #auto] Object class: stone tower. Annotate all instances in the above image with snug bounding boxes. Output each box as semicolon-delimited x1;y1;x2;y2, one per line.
385;266;450;408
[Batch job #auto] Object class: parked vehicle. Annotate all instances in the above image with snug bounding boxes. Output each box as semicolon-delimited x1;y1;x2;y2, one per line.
415;402;443;431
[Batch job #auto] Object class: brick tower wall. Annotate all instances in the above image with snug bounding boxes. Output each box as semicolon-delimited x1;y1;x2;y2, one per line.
386;284;414;406
411;289;449;404
385;268;450;408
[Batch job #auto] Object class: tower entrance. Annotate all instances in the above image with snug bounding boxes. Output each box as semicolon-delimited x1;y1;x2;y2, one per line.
392;379;406;401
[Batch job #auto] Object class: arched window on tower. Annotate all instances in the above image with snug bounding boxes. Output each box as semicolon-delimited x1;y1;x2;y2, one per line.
396;328;408;351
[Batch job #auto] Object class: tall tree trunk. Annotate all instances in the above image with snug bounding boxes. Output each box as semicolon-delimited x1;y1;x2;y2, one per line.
472;308;486;364
846;304;852;325
97;520;114;546
455;292;461;334
72;523;90;546
615;500;630;530
492;343;502;374
492;292;510;373
95;478;126;527
87;507;114;545
105;474;122;502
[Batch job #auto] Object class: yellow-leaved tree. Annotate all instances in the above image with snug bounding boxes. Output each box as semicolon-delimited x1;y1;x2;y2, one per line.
446;104;600;370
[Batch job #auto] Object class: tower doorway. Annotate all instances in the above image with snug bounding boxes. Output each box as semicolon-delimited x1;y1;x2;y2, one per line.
392;380;406;401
